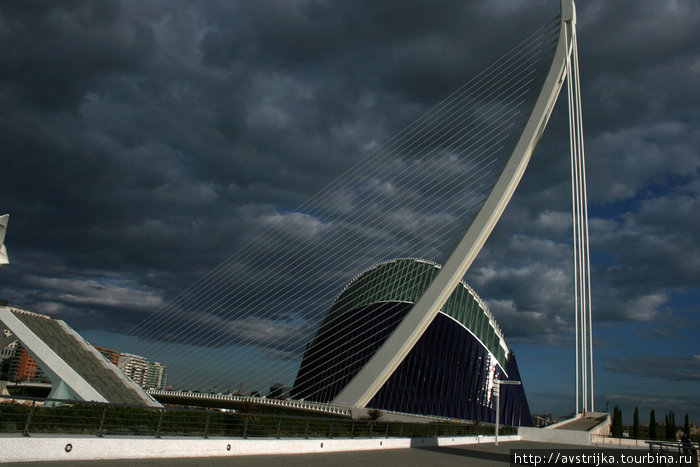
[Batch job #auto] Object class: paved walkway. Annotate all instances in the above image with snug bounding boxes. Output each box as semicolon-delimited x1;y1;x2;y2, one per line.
2;440;608;466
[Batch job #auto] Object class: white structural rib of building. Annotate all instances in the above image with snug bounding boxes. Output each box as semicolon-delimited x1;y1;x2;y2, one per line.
0;214;9;265
333;0;579;408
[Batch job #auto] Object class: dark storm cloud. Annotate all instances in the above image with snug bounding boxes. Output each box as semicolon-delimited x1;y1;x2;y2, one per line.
463;0;700;347
576;0;700;134
605;355;700;382
0;0;697;366
0;1;155;110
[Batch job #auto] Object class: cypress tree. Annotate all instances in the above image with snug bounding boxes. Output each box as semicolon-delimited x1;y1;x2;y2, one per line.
612;406;623;438
650;410;657;439
671;412;676;437
618;406;624;437
666;411;677;439
633;407;640;439
684;414;691;437
671;412;676;439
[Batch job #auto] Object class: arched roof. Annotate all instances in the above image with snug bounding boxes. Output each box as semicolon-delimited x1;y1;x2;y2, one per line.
326;258;509;368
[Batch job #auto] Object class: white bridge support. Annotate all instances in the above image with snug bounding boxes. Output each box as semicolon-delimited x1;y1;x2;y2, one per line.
333;0;580;408
564;6;595;414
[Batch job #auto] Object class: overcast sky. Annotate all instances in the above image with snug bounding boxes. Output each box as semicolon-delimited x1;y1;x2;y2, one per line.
1;0;698;422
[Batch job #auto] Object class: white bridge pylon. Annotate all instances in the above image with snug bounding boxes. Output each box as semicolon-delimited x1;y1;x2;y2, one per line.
333;0;594;410
564;4;594;415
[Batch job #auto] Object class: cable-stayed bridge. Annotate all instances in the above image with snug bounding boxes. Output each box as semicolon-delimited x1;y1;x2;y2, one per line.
2;0;594;425
118;0;593;420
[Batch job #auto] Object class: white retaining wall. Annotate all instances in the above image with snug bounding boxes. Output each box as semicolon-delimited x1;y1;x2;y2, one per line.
519;426;590;445
590;435;649;448
1;434;520;462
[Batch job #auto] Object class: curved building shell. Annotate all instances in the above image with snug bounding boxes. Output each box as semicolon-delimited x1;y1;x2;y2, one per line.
292;258;532;426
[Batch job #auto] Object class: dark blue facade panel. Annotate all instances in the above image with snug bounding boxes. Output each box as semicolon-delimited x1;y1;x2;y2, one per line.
291;301;411;402
291;301;532;426
500;351;533;426
367;312;532;426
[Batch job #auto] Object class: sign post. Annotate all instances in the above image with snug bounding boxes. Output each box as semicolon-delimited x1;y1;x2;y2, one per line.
493;379;522;445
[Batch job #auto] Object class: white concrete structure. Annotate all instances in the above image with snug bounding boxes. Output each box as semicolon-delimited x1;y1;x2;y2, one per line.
0;214;9;265
0;307;106;402
564;4;595;414
0;306;160;407
1;434;519;463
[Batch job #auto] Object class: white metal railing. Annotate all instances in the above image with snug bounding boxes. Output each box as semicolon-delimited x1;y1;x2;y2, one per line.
145;389;482;424
146;389;352;416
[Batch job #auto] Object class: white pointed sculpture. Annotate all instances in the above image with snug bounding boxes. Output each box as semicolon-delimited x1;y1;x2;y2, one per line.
0;214;8;265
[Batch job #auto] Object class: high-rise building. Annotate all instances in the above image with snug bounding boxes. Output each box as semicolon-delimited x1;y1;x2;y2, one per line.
1;329;18;365
94;346;120;366
118;352;149;388
4;341;49;383
145;361;167;389
12;346;39;381
267;382;290;399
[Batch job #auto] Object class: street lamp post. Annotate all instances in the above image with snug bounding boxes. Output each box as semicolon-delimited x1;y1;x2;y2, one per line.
493;378;522;446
